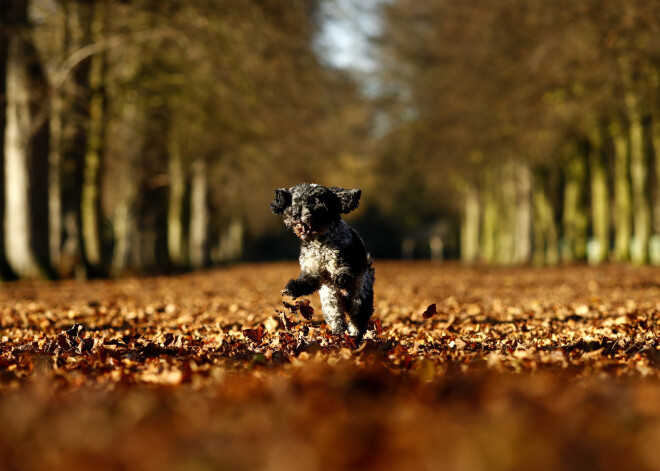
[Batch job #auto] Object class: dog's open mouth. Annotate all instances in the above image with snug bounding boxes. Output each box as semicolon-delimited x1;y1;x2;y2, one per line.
293;222;313;239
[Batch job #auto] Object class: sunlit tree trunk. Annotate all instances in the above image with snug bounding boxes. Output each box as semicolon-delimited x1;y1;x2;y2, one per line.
479;169;497;263
611;120;632;261
81;1;107;276
167;140;188;268
653;117;660;235
216;217;245;263
651;115;660;265
460;181;479;263
496;162;516;265
561;154;587;263
189;157;208;269
59;0;93;278
110;198;133;277
0;3;16;280
626;93;651;264
514;161;532;264
532;169;559;266
110;100;141;277
588;126;610;264
4;0;51;278
48;4;68;272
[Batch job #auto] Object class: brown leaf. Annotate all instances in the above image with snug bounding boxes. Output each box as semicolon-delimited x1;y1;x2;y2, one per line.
422;303;437;319
56;334;72;351
296;299;314;320
283;299;314;320
243;326;267;343
369;319;383;335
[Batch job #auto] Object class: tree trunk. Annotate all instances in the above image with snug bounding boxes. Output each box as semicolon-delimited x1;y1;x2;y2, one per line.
479;169;497;264
496;162;516;265
588;126;610;264
81;1;107;276
217;217;245;263
4;0;51;278
189;157;208;269
651;116;660;265
514;161;532;264
167;140;187;268
0;1;16;279
49;86;64;271
561;154;587;263
532;169;559;266
460;181;480;263
110;96;143;277
611;120;632;261
47;1;72;274
59;0;93;278
626;93;651;264
653;117;660;236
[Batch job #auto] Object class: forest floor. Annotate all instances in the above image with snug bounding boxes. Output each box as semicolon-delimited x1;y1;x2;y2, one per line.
2;262;660;470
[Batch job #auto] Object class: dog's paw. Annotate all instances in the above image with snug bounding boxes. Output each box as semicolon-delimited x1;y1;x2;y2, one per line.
283;278;304;298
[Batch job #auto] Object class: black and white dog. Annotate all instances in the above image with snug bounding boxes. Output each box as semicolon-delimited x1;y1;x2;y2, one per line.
270;183;375;339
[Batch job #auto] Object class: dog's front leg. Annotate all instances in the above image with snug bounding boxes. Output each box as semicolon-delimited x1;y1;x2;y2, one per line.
283;272;322;298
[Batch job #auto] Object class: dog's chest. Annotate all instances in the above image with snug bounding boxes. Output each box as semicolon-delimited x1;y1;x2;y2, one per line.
300;241;340;277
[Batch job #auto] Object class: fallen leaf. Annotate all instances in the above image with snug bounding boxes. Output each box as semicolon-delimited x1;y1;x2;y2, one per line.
422;303;437;319
243;327;267;343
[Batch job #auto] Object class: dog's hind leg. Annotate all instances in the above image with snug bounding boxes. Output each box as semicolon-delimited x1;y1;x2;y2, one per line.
347;269;375;339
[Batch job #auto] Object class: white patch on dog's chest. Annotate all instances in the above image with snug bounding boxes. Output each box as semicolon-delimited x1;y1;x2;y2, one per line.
300;242;339;276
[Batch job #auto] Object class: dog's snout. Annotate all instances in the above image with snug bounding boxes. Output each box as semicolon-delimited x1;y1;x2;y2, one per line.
291;205;304;221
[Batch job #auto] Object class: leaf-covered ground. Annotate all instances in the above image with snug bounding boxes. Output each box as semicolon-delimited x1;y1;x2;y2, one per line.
2;262;660;470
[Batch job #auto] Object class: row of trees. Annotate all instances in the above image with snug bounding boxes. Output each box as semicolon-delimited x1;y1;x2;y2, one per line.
377;0;660;265
10;0;660;275
1;0;371;279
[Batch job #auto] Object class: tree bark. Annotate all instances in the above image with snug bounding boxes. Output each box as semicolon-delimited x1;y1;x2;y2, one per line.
532;169;559;266
59;0;93;278
0;1;17;279
81;1;107;276
479;169;497;264
189;157;208;269
4;0;51;278
626;93;651;264
110;98;142;277
496;162;516;265
47;2;69;273
588;126;610;264
217;217;245;263
653;117;660;235
460;181;480;264
514;161;532;264
611;120;632;261
561;154;587;263
167;140;187;268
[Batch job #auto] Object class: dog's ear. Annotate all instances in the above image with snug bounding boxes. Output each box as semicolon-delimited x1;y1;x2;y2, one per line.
270;188;292;215
330;187;361;214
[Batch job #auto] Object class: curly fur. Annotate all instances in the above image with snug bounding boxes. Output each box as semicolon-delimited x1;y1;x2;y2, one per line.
270;183;375;339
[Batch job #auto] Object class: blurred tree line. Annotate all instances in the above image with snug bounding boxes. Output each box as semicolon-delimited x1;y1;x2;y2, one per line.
377;0;660;266
0;0;375;279
5;0;660;280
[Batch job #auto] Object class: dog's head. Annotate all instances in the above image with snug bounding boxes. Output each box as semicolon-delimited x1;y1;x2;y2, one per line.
270;183;361;241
